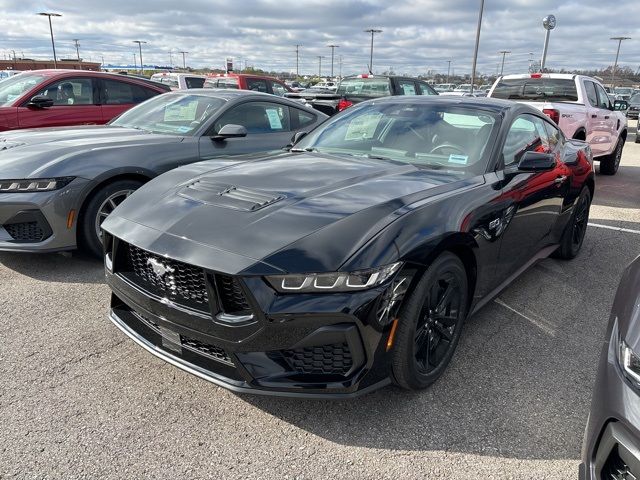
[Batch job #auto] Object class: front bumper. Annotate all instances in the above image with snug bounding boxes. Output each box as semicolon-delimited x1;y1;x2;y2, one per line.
0;179;87;252
580;326;640;479
105;240;399;398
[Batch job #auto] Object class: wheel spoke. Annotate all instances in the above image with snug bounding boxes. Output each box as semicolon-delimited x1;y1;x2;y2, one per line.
432;322;453;342
434;282;454;313
433;313;458;327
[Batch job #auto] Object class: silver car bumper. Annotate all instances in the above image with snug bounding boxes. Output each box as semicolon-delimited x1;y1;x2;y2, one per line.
0;178;89;252
580;323;640;479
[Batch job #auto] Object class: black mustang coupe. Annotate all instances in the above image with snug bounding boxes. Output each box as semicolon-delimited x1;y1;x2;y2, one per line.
103;96;594;398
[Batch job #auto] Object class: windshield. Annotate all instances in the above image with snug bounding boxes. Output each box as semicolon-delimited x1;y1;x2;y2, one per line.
110;93;226;135
491;78;578;101
337;78;391;97
295;101;498;176
615;88;634;94
0;73;48;106
629;94;640;104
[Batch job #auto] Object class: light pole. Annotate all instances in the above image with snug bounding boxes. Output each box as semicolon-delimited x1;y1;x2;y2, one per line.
364;28;382;74
72;38;81;68
610;37;631;89
498;50;511;76
327;44;339;78
168;50;173;68
446;60;451;84
470;0;485;94
339;55;343;79
179;51;188;69
133;53;137;70
295;44;301;77
38;12;62;68
540;14;556;72
132;40;147;73
317;55;326;79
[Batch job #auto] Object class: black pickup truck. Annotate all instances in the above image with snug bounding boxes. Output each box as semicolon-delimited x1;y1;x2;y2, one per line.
285;74;438;116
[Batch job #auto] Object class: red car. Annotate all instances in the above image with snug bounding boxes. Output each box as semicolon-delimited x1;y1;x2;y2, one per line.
204;73;293;97
0;70;170;131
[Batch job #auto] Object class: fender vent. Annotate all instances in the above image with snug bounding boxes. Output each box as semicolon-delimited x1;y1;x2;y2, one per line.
179;180;284;211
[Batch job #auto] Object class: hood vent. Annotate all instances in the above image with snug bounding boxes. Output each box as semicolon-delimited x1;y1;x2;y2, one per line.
179;179;285;211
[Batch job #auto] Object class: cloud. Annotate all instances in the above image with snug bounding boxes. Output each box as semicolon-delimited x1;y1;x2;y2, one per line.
1;0;638;75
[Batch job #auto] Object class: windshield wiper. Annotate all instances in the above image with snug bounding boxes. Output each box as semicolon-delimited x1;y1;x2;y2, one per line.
365;154;392;161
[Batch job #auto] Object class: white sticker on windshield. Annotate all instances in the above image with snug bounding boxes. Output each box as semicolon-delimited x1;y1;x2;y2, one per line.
345;114;382;140
448;154;468;165
164;101;198;122
265;108;282;129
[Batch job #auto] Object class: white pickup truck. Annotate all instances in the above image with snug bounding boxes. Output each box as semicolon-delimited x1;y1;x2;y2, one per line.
488;73;629;175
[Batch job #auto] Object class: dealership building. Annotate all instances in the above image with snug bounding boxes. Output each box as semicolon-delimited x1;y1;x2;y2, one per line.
0;58;101;71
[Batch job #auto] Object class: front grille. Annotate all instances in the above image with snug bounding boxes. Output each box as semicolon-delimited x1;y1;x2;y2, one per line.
4;221;45;242
122;243;209;311
216;274;251;313
134;311;233;366
602;445;636;480
283;343;353;376
180;335;233;365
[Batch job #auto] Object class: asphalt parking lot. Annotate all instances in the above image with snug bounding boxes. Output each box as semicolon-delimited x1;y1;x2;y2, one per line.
1;125;640;480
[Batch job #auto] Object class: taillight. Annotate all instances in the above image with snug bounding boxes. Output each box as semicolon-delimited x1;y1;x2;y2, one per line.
530;73;542;78
338;99;353;111
543;108;560;124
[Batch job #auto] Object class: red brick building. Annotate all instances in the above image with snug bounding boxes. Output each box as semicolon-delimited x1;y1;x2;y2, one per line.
0;59;101;71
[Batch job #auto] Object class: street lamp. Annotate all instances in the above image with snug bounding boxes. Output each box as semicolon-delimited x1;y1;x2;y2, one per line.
540;14;556;72
610;37;631;89
470;0;485;94
327;44;339;78
317;55;326;78
498;50;511;76
132;40;147;73
446;60;451;84
295;44;301;77
364;28;382;74
179;51;188;69
38;12;62;68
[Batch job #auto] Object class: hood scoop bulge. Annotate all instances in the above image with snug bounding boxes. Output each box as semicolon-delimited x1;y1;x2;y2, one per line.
179;178;285;211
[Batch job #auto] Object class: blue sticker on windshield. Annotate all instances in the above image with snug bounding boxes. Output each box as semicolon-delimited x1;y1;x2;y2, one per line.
448;154;468;165
175;126;192;133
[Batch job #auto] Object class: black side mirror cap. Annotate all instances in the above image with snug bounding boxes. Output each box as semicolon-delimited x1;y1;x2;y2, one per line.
505;151;556;175
613;100;629;111
27;95;54;109
212;124;248;141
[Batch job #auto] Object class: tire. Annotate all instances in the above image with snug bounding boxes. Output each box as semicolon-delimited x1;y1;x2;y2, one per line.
78;180;142;258
391;252;468;390
599;137;624;175
553;187;591;260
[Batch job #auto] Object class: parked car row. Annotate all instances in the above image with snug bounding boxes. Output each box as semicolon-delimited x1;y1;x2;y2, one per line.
0;66;638;478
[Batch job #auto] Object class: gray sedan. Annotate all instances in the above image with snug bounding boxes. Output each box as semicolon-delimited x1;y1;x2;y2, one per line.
0;89;327;256
580;255;640;479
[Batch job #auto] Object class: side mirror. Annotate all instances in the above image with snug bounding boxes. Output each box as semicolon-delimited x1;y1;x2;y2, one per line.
212;124;247;141
613;100;629;111
27;95;54;109
505;151;556;175
291;131;307;145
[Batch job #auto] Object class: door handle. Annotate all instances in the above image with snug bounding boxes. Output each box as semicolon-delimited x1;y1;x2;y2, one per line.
554;175;568;184
591;114;597;118
604;115;610;119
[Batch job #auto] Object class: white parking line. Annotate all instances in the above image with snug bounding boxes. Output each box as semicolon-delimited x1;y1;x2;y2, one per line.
494;298;556;336
588;223;640;235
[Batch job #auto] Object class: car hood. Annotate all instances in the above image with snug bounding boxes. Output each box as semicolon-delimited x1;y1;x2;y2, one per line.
104;152;472;274
0;126;184;178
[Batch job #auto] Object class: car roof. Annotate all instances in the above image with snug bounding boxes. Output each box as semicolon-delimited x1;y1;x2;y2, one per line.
12;69;169;90
369;95;526;113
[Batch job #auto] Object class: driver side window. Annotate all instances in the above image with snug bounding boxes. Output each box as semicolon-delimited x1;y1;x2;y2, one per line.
36;78;95;106
502;115;549;167
213;102;291;134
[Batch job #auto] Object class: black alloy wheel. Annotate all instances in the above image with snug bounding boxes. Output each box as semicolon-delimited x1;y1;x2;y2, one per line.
600;137;623;175
553;186;591;260
392;252;468;390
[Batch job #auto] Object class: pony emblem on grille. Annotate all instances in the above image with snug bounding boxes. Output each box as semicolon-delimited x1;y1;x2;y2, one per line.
147;257;175;282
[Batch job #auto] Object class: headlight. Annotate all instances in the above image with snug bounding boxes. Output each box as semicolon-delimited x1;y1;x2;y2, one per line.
0;177;75;193
266;262;402;293
619;340;640;389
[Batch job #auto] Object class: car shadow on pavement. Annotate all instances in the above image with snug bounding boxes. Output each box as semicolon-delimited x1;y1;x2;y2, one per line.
241;228;639;461
0;251;104;284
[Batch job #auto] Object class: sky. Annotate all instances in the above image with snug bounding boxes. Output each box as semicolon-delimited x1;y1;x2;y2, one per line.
1;0;638;77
